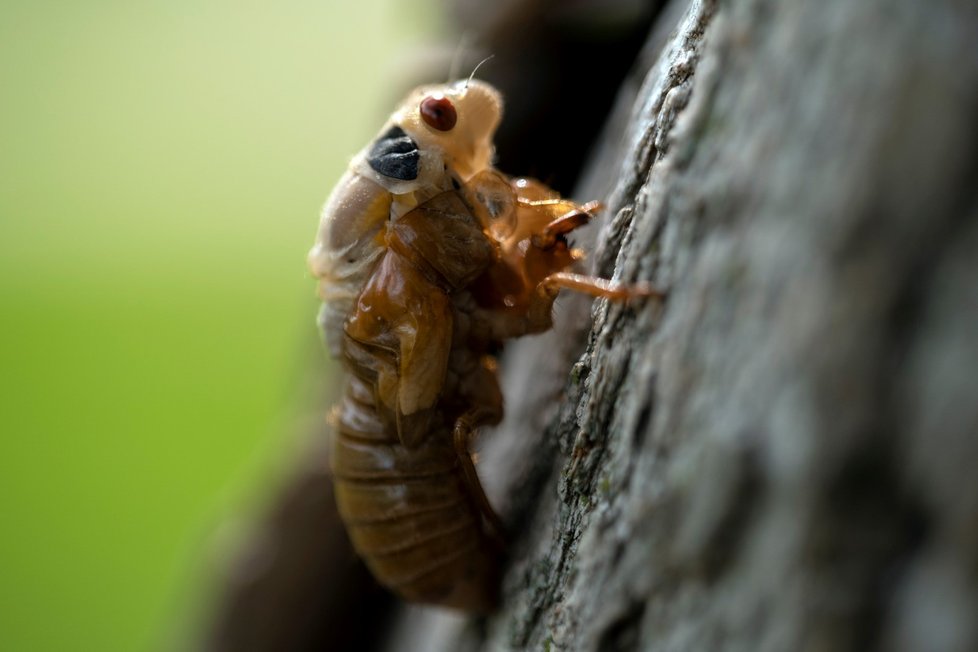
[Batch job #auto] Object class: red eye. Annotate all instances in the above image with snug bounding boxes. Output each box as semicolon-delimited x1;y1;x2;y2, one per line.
420;94;457;131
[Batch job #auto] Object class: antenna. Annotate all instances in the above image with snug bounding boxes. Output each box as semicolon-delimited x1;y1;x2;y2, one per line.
465;54;495;89
447;32;472;83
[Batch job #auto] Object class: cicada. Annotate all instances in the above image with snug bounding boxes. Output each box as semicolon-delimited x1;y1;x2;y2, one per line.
309;78;649;612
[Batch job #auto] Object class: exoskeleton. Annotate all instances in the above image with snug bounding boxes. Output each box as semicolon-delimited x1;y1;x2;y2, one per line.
309;79;647;612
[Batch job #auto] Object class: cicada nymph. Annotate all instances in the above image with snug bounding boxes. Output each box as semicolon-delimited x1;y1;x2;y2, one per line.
309;79;654;612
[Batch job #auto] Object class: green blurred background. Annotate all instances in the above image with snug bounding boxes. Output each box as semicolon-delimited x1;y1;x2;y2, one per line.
0;1;434;649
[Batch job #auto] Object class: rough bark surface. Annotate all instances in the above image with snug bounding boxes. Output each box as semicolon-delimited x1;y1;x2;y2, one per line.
376;0;978;650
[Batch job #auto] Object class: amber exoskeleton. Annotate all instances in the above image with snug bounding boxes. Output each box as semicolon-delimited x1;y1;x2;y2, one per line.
309;79;650;612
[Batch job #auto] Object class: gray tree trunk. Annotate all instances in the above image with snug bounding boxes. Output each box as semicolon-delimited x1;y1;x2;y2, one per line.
379;0;978;650
203;1;978;650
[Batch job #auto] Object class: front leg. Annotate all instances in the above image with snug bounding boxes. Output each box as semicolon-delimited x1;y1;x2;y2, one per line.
540;272;665;301
453;409;506;551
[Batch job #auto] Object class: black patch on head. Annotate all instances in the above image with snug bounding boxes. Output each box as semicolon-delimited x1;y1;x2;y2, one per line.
367;126;419;180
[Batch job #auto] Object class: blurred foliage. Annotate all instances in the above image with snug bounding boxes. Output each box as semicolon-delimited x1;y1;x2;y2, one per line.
0;1;436;649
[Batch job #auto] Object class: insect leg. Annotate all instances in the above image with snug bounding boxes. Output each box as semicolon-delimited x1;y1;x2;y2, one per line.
540;272;665;301
453;411;507;550
530;210;591;249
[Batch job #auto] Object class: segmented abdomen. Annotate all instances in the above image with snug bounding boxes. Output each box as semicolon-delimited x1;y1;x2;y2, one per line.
330;375;497;611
